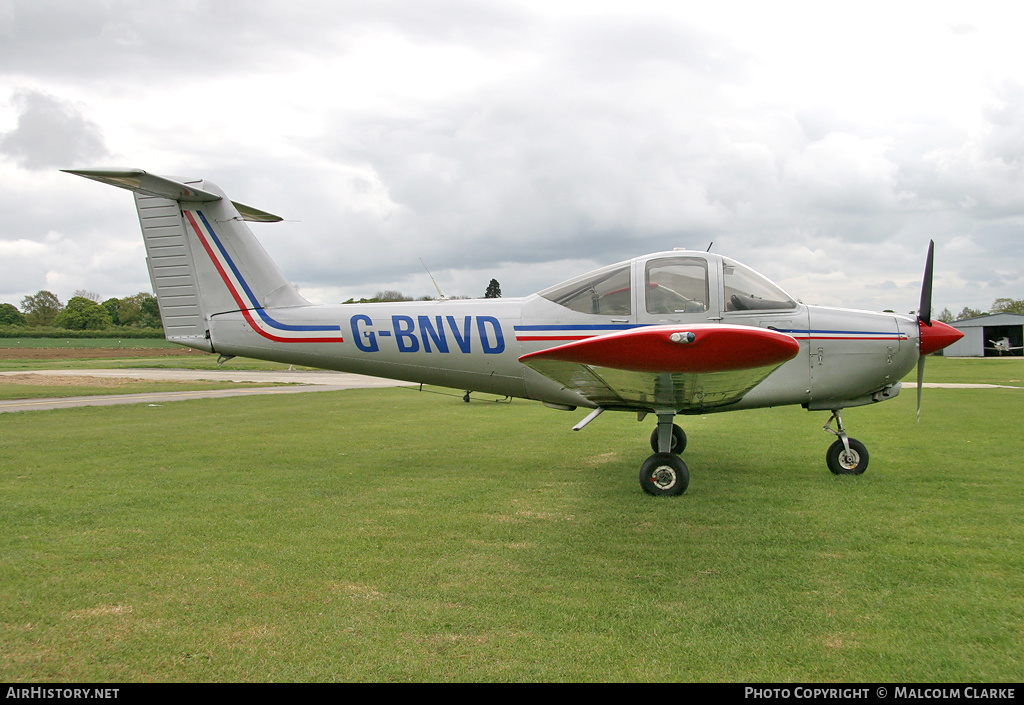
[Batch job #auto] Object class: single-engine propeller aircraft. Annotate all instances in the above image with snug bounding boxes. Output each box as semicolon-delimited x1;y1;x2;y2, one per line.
986;337;1023;356
64;168;963;495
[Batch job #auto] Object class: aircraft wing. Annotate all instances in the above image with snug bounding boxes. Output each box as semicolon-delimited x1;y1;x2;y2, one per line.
519;324;801;411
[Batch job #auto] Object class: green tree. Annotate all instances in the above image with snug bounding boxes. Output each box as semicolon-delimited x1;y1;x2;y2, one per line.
139;293;161;328
484;279;501;299
99;292;161;328
956;306;984;320
991;298;1024;314
20;290;63;326
101;297;121;326
936;307;954;323
117;295;143;326
54;296;113;330
0;302;27;326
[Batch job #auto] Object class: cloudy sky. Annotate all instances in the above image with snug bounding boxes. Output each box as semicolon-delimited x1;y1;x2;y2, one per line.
2;0;1023;316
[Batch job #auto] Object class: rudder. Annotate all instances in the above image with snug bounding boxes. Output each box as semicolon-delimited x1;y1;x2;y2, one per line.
136;190;212;349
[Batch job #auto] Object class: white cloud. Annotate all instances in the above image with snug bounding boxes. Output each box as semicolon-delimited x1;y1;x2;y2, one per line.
0;89;109;169
1;0;1024;317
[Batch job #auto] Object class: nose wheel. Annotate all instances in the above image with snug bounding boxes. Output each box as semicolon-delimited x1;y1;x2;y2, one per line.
823;410;869;475
826;438;868;474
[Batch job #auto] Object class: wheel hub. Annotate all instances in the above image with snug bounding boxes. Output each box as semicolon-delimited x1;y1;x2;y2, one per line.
651;465;677;490
839;449;861;470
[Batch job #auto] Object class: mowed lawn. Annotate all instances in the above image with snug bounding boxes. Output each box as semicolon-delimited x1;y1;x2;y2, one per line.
0;359;1022;682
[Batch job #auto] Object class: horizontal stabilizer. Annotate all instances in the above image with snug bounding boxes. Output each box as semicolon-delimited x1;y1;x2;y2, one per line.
62;168;282;222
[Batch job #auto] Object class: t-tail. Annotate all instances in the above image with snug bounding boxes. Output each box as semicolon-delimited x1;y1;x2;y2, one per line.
63;168;315;353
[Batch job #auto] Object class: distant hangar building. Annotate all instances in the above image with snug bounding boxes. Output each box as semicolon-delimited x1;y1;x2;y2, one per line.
945;313;1024;357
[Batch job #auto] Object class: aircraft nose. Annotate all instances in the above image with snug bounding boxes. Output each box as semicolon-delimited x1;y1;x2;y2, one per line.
919;319;963;356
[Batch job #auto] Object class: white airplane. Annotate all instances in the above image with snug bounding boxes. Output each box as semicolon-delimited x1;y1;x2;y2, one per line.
986;337;1023;355
64;168;964;496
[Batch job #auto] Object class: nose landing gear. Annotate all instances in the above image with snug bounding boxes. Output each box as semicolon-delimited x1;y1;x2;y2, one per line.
823;410;869;475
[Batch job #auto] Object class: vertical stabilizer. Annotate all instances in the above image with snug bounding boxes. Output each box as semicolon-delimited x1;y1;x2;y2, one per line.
64;168;307;353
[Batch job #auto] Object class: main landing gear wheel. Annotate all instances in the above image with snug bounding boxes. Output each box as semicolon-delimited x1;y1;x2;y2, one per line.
826;438;869;475
639;453;690;496
649;424;687;454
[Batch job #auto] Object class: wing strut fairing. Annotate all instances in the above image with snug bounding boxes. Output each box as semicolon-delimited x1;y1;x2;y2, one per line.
520;324;800;412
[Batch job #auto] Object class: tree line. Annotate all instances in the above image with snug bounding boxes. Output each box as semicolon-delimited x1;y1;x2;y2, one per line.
0;289;162;332
936;298;1024;321
3;278;504;331
341;279;502;304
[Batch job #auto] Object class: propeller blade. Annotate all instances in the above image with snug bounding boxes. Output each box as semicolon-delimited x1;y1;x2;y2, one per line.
919;240;934;326
916;240;934;420
916;355;925;422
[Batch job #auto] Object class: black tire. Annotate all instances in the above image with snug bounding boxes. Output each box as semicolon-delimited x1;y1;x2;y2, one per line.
639;453;690;496
649;424;687;454
826;438;869;475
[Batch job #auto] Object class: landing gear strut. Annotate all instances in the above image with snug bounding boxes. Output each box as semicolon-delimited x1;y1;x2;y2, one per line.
640;413;690;495
823;410;869;475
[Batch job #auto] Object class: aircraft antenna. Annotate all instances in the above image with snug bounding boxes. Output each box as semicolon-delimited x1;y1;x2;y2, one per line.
706;242;714;252
420;258;448;300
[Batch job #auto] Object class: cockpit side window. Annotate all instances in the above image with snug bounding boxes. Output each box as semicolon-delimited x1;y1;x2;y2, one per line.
722;258;796;311
539;262;632;315
645;257;709;314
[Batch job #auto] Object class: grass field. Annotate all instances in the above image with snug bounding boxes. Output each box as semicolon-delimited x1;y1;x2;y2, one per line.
0;375;290;401
0;338;293;399
0;338;305;377
920;355;1024;386
1;356;1022;682
0;338;177;348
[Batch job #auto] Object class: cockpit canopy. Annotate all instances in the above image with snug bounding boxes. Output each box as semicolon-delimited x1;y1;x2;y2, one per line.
538;261;633;316
539;252;796;317
721;257;796;312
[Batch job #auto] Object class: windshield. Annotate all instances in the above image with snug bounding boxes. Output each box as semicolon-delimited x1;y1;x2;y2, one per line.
722;258;796;312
